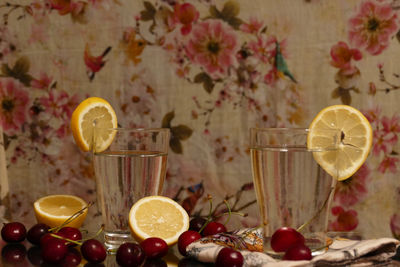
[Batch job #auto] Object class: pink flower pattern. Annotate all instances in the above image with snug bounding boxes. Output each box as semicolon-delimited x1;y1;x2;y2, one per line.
240;17;264;34
373;128;397;156
0;0;399;237
378;156;400;174
334;164;370;206
248;35;278;64
186;20;239;75
372;114;400;156
363;104;381;126
30;72;52;90
330;41;362;75
171;3;199;35
0;79;29;134
329;206;359;232
348;0;398;55
39;89;78;118
390;214;400;239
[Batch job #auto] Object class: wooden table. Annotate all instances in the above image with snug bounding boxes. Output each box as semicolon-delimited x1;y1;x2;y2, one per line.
0;240;214;267
2;238;400;266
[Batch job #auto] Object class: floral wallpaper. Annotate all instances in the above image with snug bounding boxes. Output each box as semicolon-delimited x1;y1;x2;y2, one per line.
0;0;399;240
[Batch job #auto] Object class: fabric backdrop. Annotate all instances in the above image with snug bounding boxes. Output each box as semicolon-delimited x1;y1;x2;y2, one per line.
0;0;399;240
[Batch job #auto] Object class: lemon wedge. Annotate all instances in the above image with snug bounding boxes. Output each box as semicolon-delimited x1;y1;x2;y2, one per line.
33;194;88;228
307;105;373;181
129;196;189;246
70;97;117;152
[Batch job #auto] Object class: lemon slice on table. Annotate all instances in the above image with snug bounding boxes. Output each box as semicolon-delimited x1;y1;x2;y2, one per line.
34;195;88;228
70;96;117;152
129;196;189;246
307;105;373;181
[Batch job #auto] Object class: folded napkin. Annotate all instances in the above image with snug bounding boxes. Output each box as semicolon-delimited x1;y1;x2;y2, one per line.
186;228;400;267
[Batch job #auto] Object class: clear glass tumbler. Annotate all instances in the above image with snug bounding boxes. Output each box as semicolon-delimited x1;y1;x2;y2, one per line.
93;127;170;251
250;128;339;256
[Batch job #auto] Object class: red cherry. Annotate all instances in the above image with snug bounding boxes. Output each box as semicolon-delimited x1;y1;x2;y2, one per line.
1;222;27;243
1;243;27;264
202;221;227;236
27;223;50;245
27;246;44;265
178;230;202;256
116;242;145;266
80;239;107;263
283;243;312;261
189;217;207;232
57;227;82;246
140;237;168;259
61;247;82;267
40;232;58;247
215;247;244;267
270;227;305;252
41;238;68;263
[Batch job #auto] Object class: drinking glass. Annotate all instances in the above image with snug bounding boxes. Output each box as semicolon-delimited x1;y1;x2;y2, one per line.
250;128;340;256
93;127;170;251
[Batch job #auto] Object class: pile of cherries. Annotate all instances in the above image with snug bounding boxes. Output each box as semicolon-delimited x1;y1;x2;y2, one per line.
1;221;107;266
0;221;172;266
179;218;313;265
1;219;311;266
270;227;312;260
178;217;244;267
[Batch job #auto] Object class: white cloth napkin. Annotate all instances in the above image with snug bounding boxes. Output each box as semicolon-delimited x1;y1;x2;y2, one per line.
186;228;400;266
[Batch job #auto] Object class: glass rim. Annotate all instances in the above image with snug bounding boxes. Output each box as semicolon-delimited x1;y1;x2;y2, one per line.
250;127;340;151
250;127;340;134
92;126;170;133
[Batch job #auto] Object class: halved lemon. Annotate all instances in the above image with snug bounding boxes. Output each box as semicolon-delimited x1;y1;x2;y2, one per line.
33;195;88;228
70;97;117;152
129;196;189;246
307;105;373;181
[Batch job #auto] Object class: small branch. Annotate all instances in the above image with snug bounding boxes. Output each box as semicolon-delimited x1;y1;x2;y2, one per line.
173;186;185;202
235;199;257;212
376;67;400;93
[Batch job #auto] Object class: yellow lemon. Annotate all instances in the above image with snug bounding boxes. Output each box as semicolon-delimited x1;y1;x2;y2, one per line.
307;105;373;181
70;97;117;152
33;195;88;228
129;196;189;246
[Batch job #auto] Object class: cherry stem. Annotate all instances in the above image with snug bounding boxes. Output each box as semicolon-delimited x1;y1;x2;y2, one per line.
50;233;82;246
80;225;104;243
296;185;335;233
93;224;104;238
311;237;334;252
50;202;93;233
222;200;231;225
50;225;104;245
197;195;248;234
198;195;214;234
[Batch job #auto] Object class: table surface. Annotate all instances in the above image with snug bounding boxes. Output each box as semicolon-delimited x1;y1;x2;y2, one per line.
0;240;214;267
2;239;400;266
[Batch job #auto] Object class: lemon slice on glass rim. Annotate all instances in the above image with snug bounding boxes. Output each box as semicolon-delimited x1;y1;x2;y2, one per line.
70;97;117;152
307;105;373;181
129;196;189;246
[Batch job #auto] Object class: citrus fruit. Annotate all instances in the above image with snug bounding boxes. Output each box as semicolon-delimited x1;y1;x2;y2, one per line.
307;105;373;181
128;196;189;246
70;96;117;152
33;195;88;228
